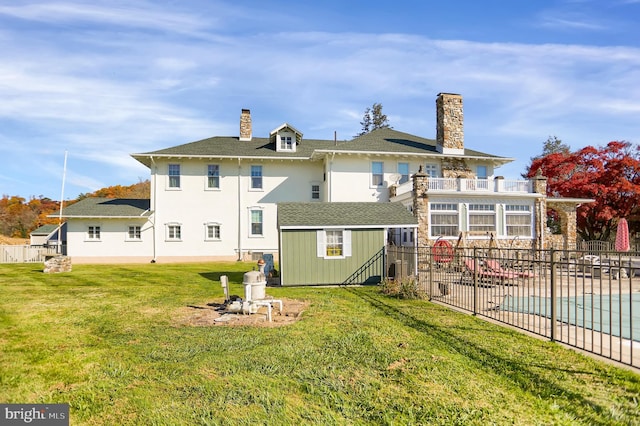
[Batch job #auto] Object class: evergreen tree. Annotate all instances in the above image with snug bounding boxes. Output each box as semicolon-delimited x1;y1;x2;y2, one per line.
356;103;390;137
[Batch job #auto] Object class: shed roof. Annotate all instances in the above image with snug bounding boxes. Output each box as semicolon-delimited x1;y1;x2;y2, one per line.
30;224;59;236
278;202;418;229
52;198;152;218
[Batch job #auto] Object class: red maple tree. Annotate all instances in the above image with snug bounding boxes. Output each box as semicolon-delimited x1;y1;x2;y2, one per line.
527;141;640;241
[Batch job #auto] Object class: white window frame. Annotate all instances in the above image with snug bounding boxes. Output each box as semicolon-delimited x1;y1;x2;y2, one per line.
86;225;101;241
371;161;384;187
168;164;181;189
430;203;459;237
166;223;182;241
204;222;221;241
505;204;533;237
280;135;293;151
206;164;220;190
468;204;496;234
249;208;264;237
126;225;142;241
311;182;321;201
424;164;438;178
398;162;409;184
316;229;352;259
250;165;263;190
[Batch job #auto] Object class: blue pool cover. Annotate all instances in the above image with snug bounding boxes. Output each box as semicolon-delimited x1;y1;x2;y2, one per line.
499;293;640;341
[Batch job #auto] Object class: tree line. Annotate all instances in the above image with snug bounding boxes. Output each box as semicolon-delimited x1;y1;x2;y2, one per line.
0;180;150;238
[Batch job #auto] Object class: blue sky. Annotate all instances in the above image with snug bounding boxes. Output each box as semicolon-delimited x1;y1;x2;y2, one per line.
1;0;639;200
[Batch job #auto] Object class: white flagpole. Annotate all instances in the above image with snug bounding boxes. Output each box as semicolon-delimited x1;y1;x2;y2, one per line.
58;151;68;253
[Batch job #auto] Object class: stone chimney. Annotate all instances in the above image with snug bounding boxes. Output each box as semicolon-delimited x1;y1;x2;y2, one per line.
239;109;252;141
436;93;464;155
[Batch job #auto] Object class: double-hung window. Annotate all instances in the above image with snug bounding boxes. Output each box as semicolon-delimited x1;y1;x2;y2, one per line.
168;164;181;188
469;204;496;233
250;209;263;236
506;205;532;237
311;183;320;200
398;162;409;184
372;161;384;187
251;165;262;190
317;229;352;259
430;203;458;237
87;226;101;240
326;230;343;257
207;165;220;189
475;165;489;190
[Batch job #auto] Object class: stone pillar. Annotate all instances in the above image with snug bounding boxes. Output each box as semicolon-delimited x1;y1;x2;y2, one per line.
240;109;252;141
531;169;548;195
412;166;430;247
559;208;577;250
532;170;548;250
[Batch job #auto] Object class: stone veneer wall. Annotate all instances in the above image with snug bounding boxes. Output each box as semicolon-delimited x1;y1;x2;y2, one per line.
441;158;473;179
546;202;578;250
240;109;252;141
436;93;464;152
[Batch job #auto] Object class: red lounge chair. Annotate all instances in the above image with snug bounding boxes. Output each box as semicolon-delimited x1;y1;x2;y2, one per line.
485;259;534;279
462;259;516;285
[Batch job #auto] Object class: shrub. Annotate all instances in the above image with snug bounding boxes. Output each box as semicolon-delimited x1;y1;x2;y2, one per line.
380;277;422;300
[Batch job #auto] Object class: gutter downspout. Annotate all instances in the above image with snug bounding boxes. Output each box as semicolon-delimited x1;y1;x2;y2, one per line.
150;156;157;263
237;158;242;261
328;152;335;202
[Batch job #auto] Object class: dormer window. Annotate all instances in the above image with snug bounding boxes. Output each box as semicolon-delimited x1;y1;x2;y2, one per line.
280;135;293;151
271;123;303;153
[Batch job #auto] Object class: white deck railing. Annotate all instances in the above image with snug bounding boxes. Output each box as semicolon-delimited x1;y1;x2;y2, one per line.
393;178;533;197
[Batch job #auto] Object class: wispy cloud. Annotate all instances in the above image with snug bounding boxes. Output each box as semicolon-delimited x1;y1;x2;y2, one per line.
538;16;605;31
1;1;638;198
0;2;213;35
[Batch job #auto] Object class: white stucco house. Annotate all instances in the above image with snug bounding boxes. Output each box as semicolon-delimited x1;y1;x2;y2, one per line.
57;93;580;263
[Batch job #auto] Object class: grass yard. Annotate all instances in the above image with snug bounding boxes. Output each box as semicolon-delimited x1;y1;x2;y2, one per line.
1;262;639;425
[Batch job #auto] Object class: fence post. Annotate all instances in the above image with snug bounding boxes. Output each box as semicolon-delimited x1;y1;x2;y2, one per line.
428;247;434;299
473;247;478;316
550;249;557;342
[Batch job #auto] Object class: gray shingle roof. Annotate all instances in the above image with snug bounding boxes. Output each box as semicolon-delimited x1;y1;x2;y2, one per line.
278;202;418;228
53;198;152;218
131;128;511;167
329;127;495;158
30;224;59;235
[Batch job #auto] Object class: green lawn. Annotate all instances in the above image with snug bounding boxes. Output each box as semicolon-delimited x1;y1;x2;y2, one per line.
1;262;639;425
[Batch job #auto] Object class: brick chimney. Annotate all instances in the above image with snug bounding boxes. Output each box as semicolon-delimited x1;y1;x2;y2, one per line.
239;109;252;141
436;93;464;154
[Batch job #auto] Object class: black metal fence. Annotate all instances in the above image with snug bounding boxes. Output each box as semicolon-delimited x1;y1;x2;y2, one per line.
386;245;640;369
